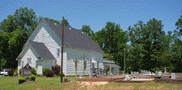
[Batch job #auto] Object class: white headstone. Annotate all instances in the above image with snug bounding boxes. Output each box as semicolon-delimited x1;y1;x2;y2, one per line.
158;71;162;76
124;75;130;80
131;71;133;75
155;71;158;75
152;72;155;75
164;67;167;74
137;72;139;74
78;75;83;79
171;73;176;79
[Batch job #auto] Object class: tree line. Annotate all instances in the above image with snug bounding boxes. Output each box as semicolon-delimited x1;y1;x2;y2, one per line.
0;7;181;73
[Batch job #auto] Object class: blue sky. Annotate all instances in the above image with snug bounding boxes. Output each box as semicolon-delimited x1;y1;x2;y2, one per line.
0;0;181;33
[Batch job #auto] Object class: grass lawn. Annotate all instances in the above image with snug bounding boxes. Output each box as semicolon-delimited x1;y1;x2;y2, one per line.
0;76;182;90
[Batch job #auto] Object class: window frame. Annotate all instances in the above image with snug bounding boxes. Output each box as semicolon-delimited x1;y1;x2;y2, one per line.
57;48;60;57
36;60;38;68
27;58;32;64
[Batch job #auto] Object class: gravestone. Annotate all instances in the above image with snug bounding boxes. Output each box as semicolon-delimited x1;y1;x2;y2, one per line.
164;67;167;74
140;70;143;74
131;71;133;75
158;71;162;76
155;71;158;75
124;75;130;80
137;72;139;74
78;75;83;79
22;63;32;78
171;73;176;79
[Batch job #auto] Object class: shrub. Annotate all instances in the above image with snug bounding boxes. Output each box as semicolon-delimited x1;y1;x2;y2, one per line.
42;68;49;76
45;70;55;77
52;65;60;75
19;68;22;75
8;68;15;76
36;74;43;77
32;67;37;76
13;72;18;76
30;74;36;81
59;72;65;76
13;69;18;76
18;76;26;84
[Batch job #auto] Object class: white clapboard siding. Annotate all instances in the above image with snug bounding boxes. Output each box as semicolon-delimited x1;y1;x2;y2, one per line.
30;20;67;74
18;46;38;75
65;48;103;76
17;20;103;76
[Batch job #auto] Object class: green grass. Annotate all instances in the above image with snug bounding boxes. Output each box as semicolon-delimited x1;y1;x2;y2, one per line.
0;76;181;90
0;76;76;90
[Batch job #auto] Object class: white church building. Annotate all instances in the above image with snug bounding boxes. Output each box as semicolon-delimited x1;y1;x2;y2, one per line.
16;19;120;76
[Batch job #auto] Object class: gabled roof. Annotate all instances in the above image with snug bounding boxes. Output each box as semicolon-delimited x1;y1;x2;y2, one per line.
29;40;56;60
104;63;121;68
44;19;104;53
103;59;115;64
103;59;121;68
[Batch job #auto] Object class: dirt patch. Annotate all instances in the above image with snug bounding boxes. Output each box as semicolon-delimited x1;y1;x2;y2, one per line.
79;82;109;90
36;86;42;90
78;77;124;82
80;82;109;86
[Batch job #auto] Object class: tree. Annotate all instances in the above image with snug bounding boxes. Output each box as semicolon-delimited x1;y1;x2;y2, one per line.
0;7;37;69
14;7;37;34
62;19;71;27
38;17;60;24
171;15;182;72
95;22;128;67
128;18;167;71
175;15;182;38
81;25;95;40
0;31;9;69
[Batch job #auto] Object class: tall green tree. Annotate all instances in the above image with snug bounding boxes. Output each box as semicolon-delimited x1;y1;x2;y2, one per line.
171;15;182;72
0;7;37;68
95;22;128;66
38;17;60;24
0;31;9;69
81;25;95;40
175;15;182;38
128;18;167;71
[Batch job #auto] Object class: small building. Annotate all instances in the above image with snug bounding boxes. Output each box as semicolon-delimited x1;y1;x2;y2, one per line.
103;59;120;75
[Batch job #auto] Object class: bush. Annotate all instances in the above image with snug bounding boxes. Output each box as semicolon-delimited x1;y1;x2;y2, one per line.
59;72;65;76
52;65;60;75
30;74;36;81
36;74;43;77
8;68;15;76
13;72;18;76
43;68;49;76
45;70;55;77
32;67;37;76
18;76;26;84
19;68;22;75
13;68;18;76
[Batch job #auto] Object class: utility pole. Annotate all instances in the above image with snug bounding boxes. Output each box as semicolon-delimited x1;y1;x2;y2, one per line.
124;48;125;74
61;16;64;83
